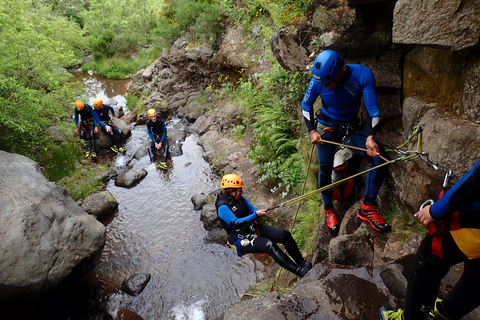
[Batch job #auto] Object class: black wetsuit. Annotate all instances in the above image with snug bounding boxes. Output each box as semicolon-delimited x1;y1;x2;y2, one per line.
74;103;97;152
93;104;123;148
146;115;168;163
215;193;306;276
404;159;480;319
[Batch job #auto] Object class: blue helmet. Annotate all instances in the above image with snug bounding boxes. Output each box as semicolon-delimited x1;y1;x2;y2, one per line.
312;50;345;84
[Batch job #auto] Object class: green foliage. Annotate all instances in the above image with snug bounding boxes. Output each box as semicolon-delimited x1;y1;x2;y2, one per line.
230;124;246;140
226;51;310;195
83;0;160;59
291;208;320;252
0;0;84;90
81;52;154;78
57;164;111;201
126;95;140;109
385;205;426;235
154;0;224;45
44;0;89;29
88;30;116;58
42;140;82;182
0;0;84;180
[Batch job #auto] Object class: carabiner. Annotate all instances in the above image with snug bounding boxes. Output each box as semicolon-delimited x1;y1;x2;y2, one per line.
442;170;452;189
420;199;434;210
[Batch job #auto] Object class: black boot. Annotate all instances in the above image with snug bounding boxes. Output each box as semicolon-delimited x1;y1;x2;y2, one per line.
266;241;309;277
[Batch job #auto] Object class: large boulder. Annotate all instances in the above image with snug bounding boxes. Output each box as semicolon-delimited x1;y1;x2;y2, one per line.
0;151;106;300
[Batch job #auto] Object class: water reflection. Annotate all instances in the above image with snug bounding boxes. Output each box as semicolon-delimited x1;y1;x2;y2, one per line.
69;73;128;109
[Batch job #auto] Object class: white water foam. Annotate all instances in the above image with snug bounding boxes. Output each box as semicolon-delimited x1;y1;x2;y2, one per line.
171;300;205;320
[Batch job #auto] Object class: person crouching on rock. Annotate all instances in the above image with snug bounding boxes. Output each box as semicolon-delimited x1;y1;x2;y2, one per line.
215;174;312;277
146;108;169;169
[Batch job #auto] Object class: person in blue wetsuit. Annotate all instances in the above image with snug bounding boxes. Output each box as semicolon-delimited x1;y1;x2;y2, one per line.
92;98;125;154
380;160;480;320
146;108;169;169
215;174;312;277
301;50;390;234
74;100;98;159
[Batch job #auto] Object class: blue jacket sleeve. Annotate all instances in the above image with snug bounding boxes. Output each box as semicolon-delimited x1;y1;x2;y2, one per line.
88;104;98;126
147;125;156;143
93;111;106;127
218;196;258;226
108;105;115;117
430;159;480;219
160;122;167;143
74;109;79;126
360;67;380;136
301;78;321;133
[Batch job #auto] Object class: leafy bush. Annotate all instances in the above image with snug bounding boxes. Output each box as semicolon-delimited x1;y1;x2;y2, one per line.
154;0;224;45
228;51;310;195
57;164;111;201
82;53;154;79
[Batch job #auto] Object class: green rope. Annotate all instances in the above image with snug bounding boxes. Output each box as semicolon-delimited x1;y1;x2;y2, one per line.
267;140;422;212
290;143;316;232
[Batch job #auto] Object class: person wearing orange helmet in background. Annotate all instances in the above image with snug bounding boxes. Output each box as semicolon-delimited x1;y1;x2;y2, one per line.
91;98;125;154
146;108;169;169
215;174;312;278
74;100;99;159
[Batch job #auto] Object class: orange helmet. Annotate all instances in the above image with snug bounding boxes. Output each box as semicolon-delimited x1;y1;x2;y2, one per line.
221;174;244;189
75;100;85;110
93;98;103;108
147;109;157;117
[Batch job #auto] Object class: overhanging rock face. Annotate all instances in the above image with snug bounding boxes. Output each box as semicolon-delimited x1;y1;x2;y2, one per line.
393;0;480;50
0;150;106;300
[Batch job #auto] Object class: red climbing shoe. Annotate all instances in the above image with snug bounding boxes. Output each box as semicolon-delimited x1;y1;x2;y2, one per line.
357;203;391;232
324;207;339;234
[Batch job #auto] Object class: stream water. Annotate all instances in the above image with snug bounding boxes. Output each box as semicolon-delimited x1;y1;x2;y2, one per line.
16;74;259;320
94;127;258;320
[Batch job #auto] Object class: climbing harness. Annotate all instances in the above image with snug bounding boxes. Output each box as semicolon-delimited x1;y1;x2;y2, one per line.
268;124;457;212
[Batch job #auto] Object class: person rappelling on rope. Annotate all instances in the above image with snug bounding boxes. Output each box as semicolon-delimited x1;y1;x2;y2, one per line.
301;50;390;234
146;108;169;169
215;174;312;277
